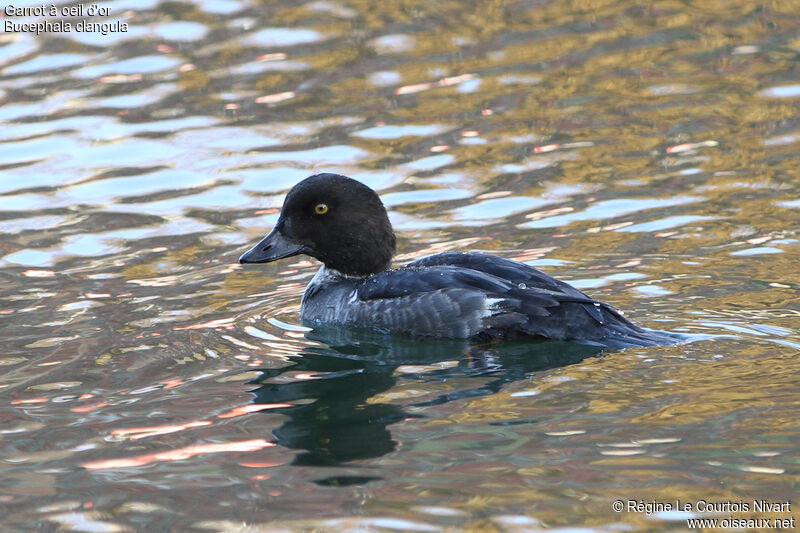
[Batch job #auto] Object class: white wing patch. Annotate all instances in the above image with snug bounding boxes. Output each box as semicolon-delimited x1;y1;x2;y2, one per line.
483;297;505;316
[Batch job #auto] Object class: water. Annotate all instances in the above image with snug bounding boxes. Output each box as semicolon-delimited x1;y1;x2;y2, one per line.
1;0;799;530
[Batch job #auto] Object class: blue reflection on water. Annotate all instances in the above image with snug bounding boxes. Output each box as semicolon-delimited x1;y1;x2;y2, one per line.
243;28;323;47
73;55;182;78
522;197;702;229
354;124;447;139
152;21;209;41
616;215;715;233
452;196;552;223
4;53;92;75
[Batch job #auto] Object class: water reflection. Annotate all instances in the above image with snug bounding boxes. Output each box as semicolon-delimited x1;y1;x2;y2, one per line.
250;328;600;471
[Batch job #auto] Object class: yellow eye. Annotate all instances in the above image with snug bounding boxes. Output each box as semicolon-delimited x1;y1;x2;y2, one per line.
314;203;329;215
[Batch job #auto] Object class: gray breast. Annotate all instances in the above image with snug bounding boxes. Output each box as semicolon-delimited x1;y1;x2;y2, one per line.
300;267;500;338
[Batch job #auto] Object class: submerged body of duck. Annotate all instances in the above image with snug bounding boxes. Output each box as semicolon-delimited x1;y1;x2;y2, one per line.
240;173;677;349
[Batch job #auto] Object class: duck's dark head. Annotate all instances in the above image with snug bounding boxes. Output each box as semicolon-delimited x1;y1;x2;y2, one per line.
239;173;396;276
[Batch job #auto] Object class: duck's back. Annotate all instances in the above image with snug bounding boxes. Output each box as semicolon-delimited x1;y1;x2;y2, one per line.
301;252;677;348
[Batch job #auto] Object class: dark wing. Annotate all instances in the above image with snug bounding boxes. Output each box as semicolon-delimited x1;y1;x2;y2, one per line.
343;266;556;338
402;252;677;347
406;252;608;322
408;252;577;293
357;265;561;309
348;261;594;340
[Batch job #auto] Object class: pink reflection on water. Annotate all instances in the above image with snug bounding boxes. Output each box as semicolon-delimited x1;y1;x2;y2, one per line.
71;402;109;413
22;270;55;277
239;461;281;468
111;420;213;440
257;53;288;61
11;398;48;405
256;91;295;104
82;439;275;470
395;73;476;95
666;140;719;154
217;403;292;419
162;378;184;390
534;144;560;153
476;191;512;200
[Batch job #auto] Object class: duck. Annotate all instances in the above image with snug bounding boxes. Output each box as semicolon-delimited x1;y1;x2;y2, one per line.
239;173;678;348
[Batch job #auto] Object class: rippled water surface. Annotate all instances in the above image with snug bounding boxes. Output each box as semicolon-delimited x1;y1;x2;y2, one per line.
2;0;799;530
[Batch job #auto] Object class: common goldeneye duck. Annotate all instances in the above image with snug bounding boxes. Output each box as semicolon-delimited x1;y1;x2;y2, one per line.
240;173;678;348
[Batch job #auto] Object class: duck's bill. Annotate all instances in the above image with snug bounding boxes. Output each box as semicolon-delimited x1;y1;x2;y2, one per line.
239;229;305;264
